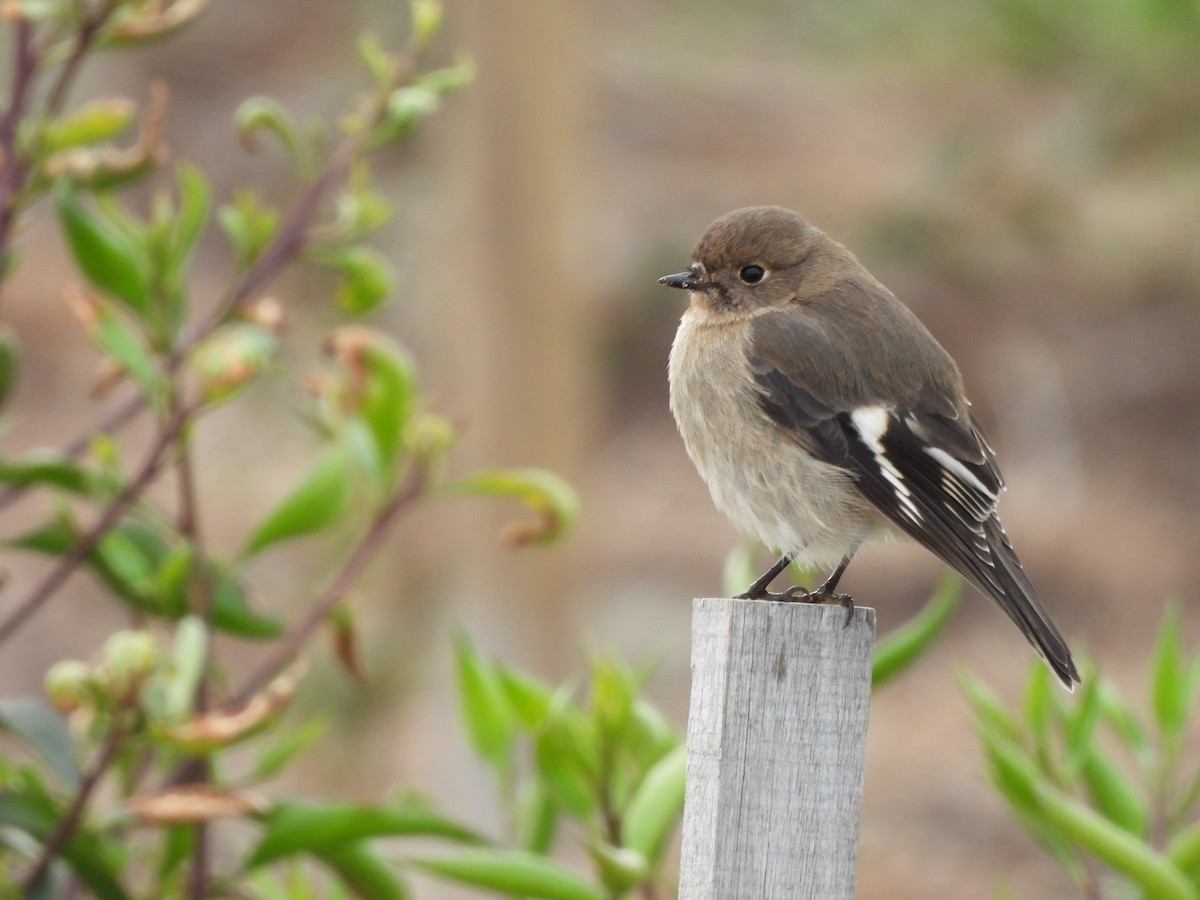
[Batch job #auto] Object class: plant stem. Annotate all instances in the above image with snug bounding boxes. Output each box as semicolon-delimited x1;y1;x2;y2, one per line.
0;19;41;311
0;42;418;513
0;2;117;313
226;461;426;709
183;131;361;348
185;816;210;900
0;391;146;515
0;403;191;646
39;1;117;120
172;404;216;900
22;718;125;890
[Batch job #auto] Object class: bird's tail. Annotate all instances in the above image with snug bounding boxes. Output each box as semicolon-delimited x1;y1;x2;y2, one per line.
976;518;1080;690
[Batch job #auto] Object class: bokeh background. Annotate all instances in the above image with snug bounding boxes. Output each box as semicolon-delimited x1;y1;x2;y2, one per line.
4;1;1200;896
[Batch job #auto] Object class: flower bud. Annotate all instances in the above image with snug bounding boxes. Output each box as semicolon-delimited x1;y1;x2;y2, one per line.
45;660;93;713
101;630;160;695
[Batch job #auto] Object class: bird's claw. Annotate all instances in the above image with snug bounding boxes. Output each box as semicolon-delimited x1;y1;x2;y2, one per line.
736;584;812;603
736;581;856;627
771;586;857;627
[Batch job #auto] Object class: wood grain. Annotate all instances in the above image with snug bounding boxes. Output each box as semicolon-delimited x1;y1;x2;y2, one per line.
680;598;876;899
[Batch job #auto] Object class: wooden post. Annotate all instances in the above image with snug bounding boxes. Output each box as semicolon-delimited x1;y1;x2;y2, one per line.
680;598;876;899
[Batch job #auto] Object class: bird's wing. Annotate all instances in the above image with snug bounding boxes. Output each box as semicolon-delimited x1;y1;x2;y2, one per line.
750;307;1078;689
747;308;1007;596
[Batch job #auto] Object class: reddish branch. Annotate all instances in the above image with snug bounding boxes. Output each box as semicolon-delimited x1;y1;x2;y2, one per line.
0;20;40;308
227;461;427;709
0;3;118;312
0;404;191;647
22;718;125;890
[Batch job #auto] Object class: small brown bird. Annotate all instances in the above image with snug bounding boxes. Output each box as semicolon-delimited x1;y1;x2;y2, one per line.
661;206;1079;689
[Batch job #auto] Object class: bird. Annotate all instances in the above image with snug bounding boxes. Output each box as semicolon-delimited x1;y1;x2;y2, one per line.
660;205;1079;690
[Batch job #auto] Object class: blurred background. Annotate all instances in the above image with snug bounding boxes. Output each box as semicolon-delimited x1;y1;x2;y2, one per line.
3;0;1200;896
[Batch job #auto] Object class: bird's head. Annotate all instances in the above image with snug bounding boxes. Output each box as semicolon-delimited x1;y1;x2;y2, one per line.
658;206;835;314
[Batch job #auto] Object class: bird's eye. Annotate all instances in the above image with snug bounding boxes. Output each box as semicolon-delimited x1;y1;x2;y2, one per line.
739;265;766;285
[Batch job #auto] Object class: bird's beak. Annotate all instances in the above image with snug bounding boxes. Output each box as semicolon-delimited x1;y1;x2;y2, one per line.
658;269;706;291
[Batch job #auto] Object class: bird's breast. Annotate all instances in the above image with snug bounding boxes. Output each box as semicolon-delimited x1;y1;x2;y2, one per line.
667;309;880;565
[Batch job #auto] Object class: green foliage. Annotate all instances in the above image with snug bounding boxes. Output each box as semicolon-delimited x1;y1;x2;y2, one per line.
428;637;685;899
871;571;962;688
966;605;1200;898
54;182;152;318
0;1;580;897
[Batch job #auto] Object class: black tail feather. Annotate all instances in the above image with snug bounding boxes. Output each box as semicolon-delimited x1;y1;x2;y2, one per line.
977;518;1079;689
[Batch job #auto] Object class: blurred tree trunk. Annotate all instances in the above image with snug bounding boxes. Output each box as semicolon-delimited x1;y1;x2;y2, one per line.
436;1;592;674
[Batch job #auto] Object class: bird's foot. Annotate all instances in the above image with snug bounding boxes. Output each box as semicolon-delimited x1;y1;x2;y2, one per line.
777;585;856;627
815;589;856;628
735;584;809;602
736;582;856;627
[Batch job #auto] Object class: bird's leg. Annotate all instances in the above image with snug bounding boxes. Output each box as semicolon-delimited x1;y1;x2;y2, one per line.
808;553;857;627
735;554;796;601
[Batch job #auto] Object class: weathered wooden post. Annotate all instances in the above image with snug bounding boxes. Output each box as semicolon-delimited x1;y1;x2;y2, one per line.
680;598;876;899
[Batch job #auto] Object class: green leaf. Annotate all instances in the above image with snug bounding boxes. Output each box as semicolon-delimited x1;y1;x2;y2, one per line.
589;656;637;742
622;743;686;866
244;799;487;869
172;162;210;262
55;182;150;317
252;718;328;783
357;32;396;87
190;321;277;404
588;841;648;895
418;55;476;94
1167;820;1200;880
409;849;604;900
1153;605;1189;746
92;300;160;399
872;571;960;688
319;247;394;315
535;703;598;820
979;733;1081;872
375;85;439;145
7;518;164;616
157;825;194;883
234;97;312;175
1064;671;1104;775
96;526;156;598
218;189;279;268
0;451;113;497
0;699;79;787
353;333;416;475
980;731;1042;818
7;519;280;637
161;616;208;723
517;780;558;855
1022;655;1054;746
446;469;579;546
1098;682;1153;768
454;632;515;768
207;567;284;638
1081;746;1147;837
498;666;557;731
960;671;1021;743
628;700;680;766
0;789;131;900
1034;782;1199;900
241;441;355;557
410;0;443;49
317;841;409;900
41;98;137;152
0;325;18;410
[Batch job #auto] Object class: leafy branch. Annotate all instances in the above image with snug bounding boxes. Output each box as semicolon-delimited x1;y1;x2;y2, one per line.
0;2;580;897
